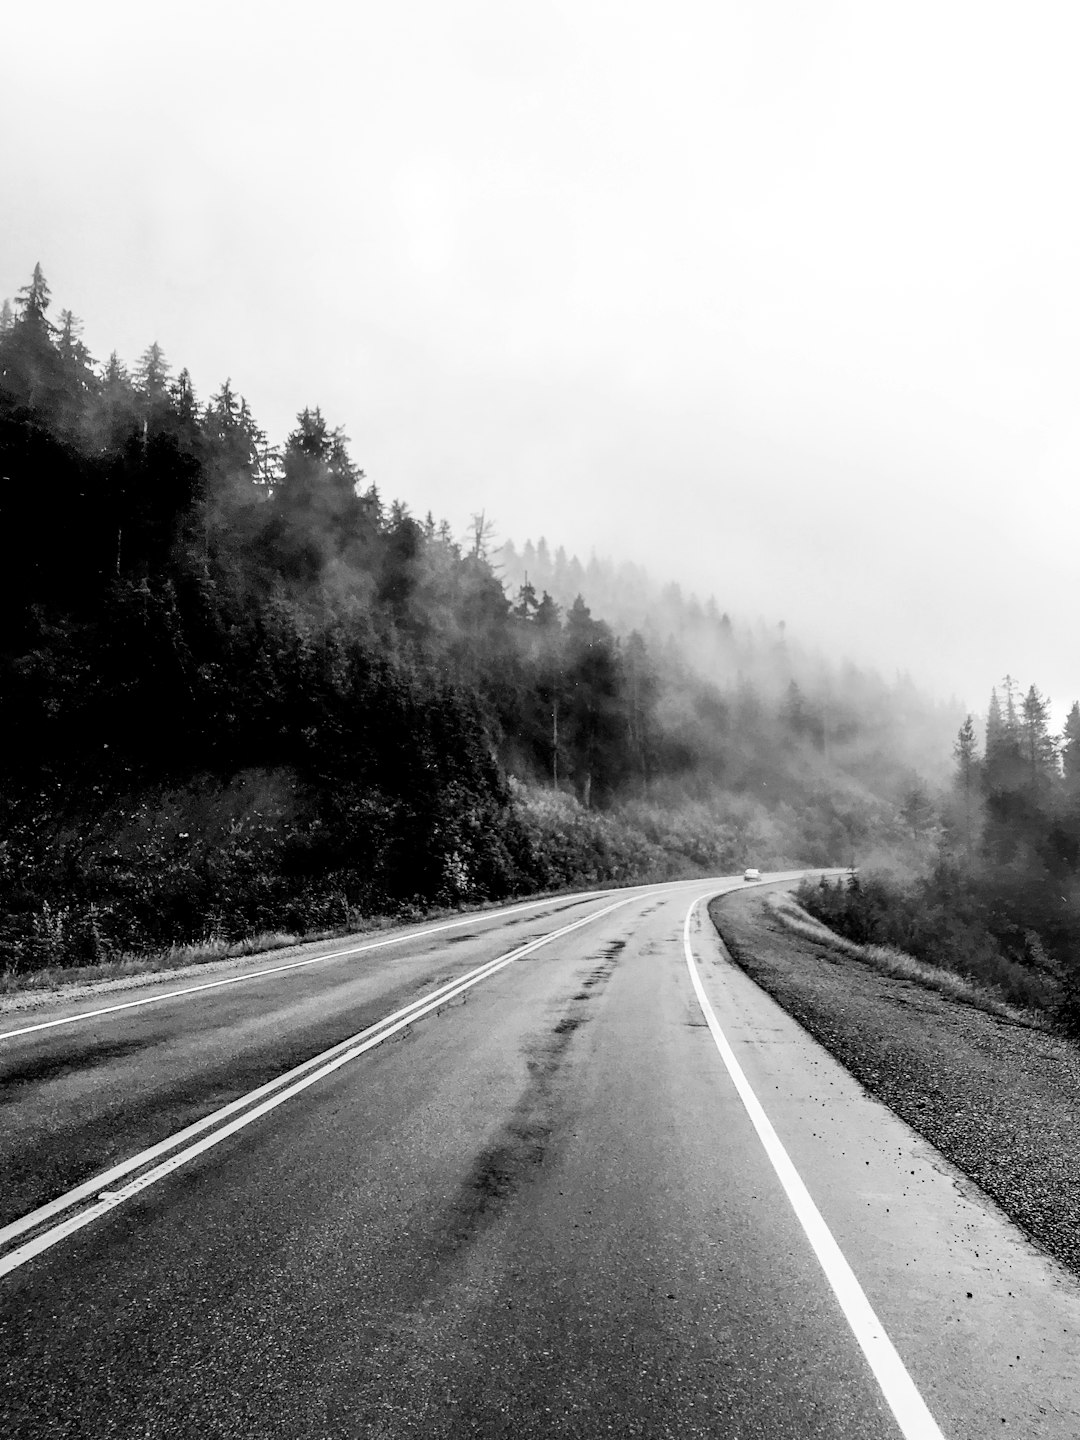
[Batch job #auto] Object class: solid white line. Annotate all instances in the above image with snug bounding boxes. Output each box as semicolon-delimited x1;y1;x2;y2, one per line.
0;890;620;1042
683;894;947;1440
0;892;643;1279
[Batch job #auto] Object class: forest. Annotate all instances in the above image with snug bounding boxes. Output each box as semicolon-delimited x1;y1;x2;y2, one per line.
1;265;958;975
800;680;1080;1032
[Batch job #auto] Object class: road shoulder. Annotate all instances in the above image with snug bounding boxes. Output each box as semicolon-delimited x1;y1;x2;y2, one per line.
708;887;1080;1282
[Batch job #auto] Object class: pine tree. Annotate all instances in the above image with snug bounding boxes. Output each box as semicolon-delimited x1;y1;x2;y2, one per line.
1001;675;1020;740
512;578;539;622
5;263;63;412
16;262;52;328
52;309;97;434
535;591;560;630
210;377;238;425
136;341;171;416
269;408;366;581
1062;702;1080;788
953;714;980;861
102;351;130;390
90;351;138;452
529;591;563;787
985;682;1024;794
563;596;625;807
622;629;657;790
56;309;92;367
171;368;198;424
1020;685;1057;790
985;687;1003;754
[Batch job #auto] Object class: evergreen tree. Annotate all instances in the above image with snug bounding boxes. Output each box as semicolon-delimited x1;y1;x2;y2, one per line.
171;368;198;424
1001;674;1020;740
512;578;539;623
985;682;1024;794
269;407;365;581
985;687;1003;756
1061;702;1080;788
56;309;93;371
202;381;268;525
622;629;658;789
1019;685;1057;791
531;590;564;787
136;341;171;417
563;596;625;807
534;591;560;630
4;262;63;414
52;309;97;435
953;714;980;862
16;262;52;328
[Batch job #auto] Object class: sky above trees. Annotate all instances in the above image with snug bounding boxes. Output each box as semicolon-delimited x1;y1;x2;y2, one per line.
3;0;1078;718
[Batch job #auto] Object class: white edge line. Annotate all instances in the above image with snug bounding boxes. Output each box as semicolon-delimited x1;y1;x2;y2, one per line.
0;890;622;1042
683;892;947;1440
0;874;784;1042
0;893;643;1278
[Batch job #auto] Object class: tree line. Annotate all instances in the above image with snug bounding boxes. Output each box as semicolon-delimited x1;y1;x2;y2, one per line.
802;677;1080;1032
1;264;956;972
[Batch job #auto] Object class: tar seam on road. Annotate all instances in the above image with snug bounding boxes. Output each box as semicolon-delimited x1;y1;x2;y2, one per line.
0;890;652;1281
683;892;948;1440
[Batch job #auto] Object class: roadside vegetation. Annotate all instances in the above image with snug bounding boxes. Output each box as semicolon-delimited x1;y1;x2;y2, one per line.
1;265;957;980
772;890;1042;1025
796;682;1080;1038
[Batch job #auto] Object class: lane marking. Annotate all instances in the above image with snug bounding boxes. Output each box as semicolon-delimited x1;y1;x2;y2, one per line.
0;892;647;1279
0;938;542;1249
0;890;625;1042
683;894;947;1440
1;873;797;1043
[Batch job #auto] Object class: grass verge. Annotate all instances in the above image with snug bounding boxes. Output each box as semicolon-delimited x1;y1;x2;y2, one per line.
765;890;1044;1028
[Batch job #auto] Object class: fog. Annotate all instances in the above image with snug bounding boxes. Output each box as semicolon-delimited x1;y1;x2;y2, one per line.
4;0;1078;720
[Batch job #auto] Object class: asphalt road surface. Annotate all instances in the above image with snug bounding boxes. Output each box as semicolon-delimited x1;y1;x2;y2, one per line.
2;875;1078;1438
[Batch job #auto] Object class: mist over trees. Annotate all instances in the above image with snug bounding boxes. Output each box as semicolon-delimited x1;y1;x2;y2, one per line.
1;266;959;972
496;537;964;825
803;677;1080;1032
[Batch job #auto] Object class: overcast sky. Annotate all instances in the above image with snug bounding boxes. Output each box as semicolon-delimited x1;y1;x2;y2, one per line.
4;0;1078;720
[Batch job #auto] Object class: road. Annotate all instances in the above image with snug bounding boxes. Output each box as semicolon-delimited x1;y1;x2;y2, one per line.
2;875;1078;1438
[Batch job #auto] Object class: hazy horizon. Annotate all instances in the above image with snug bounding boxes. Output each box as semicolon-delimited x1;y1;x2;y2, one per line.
5;0;1077;726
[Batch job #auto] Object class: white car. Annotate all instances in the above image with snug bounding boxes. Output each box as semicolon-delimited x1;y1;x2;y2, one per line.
743;867;762;882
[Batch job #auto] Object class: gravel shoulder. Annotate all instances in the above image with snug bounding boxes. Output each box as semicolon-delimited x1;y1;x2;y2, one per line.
709;886;1080;1281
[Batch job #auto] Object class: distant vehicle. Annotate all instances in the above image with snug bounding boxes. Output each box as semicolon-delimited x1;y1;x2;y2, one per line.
743;868;761;882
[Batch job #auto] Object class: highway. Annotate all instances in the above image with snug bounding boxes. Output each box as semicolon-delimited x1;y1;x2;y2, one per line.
2;875;1078;1438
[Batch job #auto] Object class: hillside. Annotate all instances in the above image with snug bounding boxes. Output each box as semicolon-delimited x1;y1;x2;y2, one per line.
1;265;958;976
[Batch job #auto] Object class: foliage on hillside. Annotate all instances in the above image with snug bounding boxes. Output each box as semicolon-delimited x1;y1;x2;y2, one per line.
798;677;1080;1032
1;266;955;972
